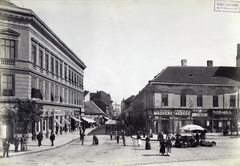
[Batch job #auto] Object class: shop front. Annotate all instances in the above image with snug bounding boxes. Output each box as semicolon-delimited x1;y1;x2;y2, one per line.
209;109;233;133
152;109;192;134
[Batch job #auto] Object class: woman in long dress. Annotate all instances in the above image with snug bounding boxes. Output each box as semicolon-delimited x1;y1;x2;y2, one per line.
160;140;166;156
145;135;151;150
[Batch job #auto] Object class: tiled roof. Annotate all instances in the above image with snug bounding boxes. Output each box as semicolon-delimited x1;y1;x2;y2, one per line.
152;66;240;85
84;101;105;115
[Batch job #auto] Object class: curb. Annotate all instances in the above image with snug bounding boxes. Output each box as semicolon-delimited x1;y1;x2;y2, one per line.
3;136;80;158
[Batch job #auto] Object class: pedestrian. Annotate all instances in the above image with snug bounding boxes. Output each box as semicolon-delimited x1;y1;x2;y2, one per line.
157;131;164;145
79;129;82;140
37;132;43;147
145;135;151;150
2;138;10;158
20;134;26;151
230;125;234;135
149;128;153;138
137;131;141;147
123;135;126;146
195;132;200;146
159;140;166;156
166;136;172;156
81;132;85;145
116;131;120;144
14;135;19;152
122;130;126;146
56;126;59;135
200;130;206;140
50;132;55;146
92;133;98;145
110;132;113;140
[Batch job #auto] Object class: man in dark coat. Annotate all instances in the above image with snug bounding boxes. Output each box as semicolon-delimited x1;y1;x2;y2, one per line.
14;135;19;152
20;135;26;151
50;132;55;146
37;132;43;147
2;139;10;157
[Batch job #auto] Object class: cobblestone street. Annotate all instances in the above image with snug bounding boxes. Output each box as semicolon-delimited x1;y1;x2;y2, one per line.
0;133;240;166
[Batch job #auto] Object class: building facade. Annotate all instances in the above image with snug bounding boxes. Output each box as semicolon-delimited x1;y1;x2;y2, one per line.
128;59;240;135
0;0;86;142
90;91;113;117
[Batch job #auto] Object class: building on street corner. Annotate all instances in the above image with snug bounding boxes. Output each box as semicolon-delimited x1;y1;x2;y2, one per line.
0;0;86;143
123;51;240;135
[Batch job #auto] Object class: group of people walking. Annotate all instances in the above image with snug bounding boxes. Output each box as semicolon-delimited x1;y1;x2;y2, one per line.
136;130;172;156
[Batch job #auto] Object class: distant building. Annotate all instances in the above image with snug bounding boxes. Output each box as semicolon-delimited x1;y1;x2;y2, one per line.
83;101;105;128
128;54;240;135
90;91;113;117
0;0;86;142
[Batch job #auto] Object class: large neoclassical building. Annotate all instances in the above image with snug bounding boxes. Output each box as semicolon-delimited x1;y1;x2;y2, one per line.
0;0;86;141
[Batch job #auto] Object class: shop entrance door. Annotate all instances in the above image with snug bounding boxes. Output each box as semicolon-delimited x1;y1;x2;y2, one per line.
162;120;170;134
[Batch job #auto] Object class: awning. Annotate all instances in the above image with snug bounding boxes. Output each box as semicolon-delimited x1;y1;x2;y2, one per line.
63;118;70;125
54;119;63;127
71;116;82;122
82;117;96;123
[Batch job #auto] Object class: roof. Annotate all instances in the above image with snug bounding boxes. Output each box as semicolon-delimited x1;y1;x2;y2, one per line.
84;101;105;115
152;66;240;86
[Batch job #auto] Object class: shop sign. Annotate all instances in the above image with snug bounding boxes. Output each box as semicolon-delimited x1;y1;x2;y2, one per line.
154;110;172;115
213;110;232;115
192;113;208;117
174;110;191;116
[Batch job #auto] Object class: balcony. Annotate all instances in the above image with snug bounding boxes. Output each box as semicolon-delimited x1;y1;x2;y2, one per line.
1;59;15;65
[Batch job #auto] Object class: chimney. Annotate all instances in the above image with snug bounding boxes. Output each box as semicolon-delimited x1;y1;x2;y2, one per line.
236;44;240;67
181;59;187;66
207;60;213;67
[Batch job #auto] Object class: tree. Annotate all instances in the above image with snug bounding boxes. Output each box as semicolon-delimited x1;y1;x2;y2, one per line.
14;99;44;139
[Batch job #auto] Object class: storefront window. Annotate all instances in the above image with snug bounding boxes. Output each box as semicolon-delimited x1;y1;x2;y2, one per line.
230;95;236;107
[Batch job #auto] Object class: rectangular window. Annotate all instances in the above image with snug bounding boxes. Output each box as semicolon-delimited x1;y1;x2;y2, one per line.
45;53;49;71
197;95;203;107
2;75;14;96
69;69;71;83
55;85;58;102
55;60;58;76
51;57;54;73
64;88;67;103
32;45;37;66
64;65;67;80
162;94;168;106
230;95;236;107
72;71;74;84
213;95;218;107
45;82;49;100
51;83;54;102
39;49;43;68
1;39;15;59
180;94;186;107
60;63;62;78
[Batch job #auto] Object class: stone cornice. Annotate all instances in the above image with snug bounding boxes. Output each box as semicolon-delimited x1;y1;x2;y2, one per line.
0;4;86;70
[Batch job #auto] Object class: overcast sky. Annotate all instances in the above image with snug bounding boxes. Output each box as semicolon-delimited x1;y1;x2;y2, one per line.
11;0;240;104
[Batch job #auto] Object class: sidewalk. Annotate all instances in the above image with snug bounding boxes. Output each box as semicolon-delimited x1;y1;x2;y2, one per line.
1;127;94;158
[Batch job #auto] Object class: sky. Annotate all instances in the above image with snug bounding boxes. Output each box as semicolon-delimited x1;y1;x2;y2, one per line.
10;0;240;104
